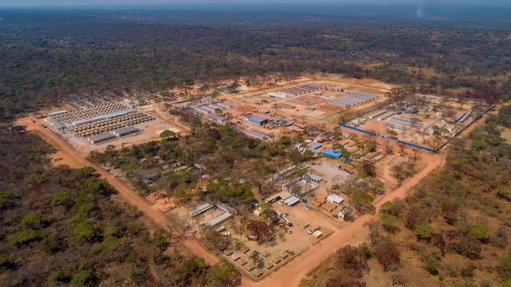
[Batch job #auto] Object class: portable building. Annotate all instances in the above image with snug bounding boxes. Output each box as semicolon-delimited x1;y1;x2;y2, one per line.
191;203;214;217
368;110;386;119
304;173;322;182
326;194;344;205
206;212;232;227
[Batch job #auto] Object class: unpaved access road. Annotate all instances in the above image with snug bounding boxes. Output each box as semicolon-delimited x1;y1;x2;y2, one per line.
17;117;219;265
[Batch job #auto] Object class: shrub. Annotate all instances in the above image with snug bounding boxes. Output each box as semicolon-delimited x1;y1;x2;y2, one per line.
415;224;432;241
337;245;368;278
48;270;69;283
9;229;40;247
424;257;440;275
452;237;481;259
52;190;71;206
73;221;97;242
87;179;112;195
498;255;511;280
71;269;95;287
381;214;399;232
20;211;43;228
468;224;490;243
374;241;400;271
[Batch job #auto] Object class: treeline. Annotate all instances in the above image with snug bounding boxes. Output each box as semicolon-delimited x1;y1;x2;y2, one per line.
1;9;511;118
0;128;240;287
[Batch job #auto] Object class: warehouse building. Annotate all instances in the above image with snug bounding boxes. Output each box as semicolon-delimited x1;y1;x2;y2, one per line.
88;132;116;144
246;115;270;126
112;126;139;137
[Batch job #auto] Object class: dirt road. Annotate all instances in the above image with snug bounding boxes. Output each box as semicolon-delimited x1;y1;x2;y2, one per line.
18;117;219;265
242;152;445;287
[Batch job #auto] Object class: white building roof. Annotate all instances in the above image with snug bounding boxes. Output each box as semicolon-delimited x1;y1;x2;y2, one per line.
327;194;344;205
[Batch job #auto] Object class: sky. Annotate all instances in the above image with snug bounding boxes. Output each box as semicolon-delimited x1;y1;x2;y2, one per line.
1;0;510;8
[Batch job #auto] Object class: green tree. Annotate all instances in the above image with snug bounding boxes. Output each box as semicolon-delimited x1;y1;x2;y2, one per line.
159;129;176;140
87;179;112;195
206;260;240;287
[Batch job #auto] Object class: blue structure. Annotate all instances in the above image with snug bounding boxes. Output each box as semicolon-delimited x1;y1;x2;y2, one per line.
324;150;342;159
247;115;269;126
345;157;353;162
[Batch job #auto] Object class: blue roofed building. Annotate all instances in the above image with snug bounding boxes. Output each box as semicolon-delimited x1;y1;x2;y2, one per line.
324;150;342;159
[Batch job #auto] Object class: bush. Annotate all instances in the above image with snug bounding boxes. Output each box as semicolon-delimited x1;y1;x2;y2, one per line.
87;179;112;195
20;211;43;228
468;224;490;243
337;245;368;278
498;255;511;280
73;221;97;242
52;190;71;206
452;237;481;259
71;269;95;287
381;214;399;232
206;260;240;287
415;224;432;241
424;257;440;275
48;270;69;283
374;241;400;271
9;229;40;247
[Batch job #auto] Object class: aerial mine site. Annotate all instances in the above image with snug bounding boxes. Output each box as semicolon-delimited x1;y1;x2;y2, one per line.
2;3;510;287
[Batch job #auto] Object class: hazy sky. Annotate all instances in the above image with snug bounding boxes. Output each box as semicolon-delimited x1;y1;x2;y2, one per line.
1;0;510;7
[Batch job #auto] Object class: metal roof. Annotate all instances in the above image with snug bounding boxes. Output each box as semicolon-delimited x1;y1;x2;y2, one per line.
88;132;116;143
206;212;232;227
327;194;344;205
247;115;269;124
323;150;342;158
191;203;214;217
113;126;139;136
304;173;322;182
283;196;300;206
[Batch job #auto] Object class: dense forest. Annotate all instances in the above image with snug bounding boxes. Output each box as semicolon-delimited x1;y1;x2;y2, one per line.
0;128;240;286
303;107;511;286
1;7;511;118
